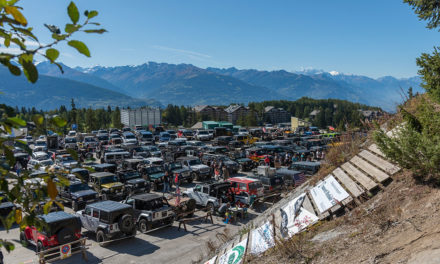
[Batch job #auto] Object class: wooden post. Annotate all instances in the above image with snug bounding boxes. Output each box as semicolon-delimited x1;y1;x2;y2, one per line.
272;213;276;238
242;231;251;263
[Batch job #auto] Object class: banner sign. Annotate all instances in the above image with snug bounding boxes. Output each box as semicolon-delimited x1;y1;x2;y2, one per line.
279;193;318;238
204;255;217;264
250;221;275;255
218;238;248;264
310;176;350;214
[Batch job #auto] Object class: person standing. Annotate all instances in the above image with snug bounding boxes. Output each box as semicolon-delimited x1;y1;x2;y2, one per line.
163;170;171;193
15;162;22;177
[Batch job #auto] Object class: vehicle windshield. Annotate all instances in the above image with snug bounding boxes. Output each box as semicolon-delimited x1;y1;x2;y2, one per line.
110;134;120;139
188;159;202;166
35;154;49;160
98;135;109;140
161;133;170;138
147;146;160;152
121;171;141;180
169;163;182;170
85;137;96;142
125;134;135;139
133;147;145;152
65;137;76;143
142;134;153;139
69;183;90;192
40;160;53;166
35;141;46;146
61;156;75;162
146;166;163;174
99;175;118;184
249;182;263;190
198;131;208;135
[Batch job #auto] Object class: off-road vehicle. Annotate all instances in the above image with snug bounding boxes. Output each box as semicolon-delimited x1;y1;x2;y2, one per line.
123;193;175;233
88;172;125;201
20;211;82;252
140;166;166;191
57;180;99;211
117;170;150;194
77;201;136;244
166;162;192;184
0;192;17;221
177;156;211;181
183;182;234;214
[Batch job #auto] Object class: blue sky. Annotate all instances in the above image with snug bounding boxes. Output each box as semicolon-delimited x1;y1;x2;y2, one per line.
17;0;440;78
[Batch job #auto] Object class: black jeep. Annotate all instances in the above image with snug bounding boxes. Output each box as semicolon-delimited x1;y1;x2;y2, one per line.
123;193;175;233
77;201;136;245
0;192;17;222
57;180;99;211
166;162;192;184
117;170;150;194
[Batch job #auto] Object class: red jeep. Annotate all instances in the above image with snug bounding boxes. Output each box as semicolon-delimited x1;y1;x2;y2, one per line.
20;211;82;252
228;177;265;198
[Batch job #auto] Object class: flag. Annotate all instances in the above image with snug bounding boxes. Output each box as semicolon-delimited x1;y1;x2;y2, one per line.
294;173;307;187
175;187;181;206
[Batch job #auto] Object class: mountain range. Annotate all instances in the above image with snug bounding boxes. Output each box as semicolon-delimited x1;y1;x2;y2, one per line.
0;61;423;111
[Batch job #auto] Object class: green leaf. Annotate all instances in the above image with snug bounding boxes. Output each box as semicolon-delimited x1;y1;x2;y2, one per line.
43;200;53;214
68;40;90;57
89;22;101;26
32;114;44;126
6;117;26;126
4;5;27;26
87;10;98;19
7;63;20;76
66;148;78;161
50;115;67;127
67;1;79;24
4;37;10;47
51;33;67;41
45;48;59;63
11;38;25;50
53;200;64;211
65;23;80;33
15;27;38;41
20;59;38;83
4;147;15;167
84;29;107;34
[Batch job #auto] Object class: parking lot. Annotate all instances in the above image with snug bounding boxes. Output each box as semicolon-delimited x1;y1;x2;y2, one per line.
2;179;264;264
0;126;331;264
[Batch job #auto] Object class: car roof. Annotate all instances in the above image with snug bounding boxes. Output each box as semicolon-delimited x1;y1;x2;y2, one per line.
71;168;88;172
229;177;260;183
131;193;161;201
88;200;132;212
292;161;321;166
38;211;77;223
90;172;116;177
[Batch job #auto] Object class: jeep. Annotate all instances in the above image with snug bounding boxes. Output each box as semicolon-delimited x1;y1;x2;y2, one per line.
20;211;82;252
88;172;125;201
0;192;17;221
177;157;211;181
57;180;99;211
77;201;136;244
183;182;234;214
123;193;175;233
166;162;192;184
140;166;166;191
117;170;150;194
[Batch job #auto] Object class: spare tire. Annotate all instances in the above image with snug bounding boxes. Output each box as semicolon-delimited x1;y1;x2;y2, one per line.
56;227;76;244
118;214;134;234
186;198;196;212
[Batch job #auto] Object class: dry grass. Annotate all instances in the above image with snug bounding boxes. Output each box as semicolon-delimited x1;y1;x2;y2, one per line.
311;132;365;185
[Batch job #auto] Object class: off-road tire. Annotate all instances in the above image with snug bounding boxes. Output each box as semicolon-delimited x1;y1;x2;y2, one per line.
20;231;28;247
187;177;193;184
119;214;134;234
72;201;78;211
138;219;150;233
57;227;75;244
191;172;198;181
152;183;158;192
36;241;45;253
96;230;107;244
